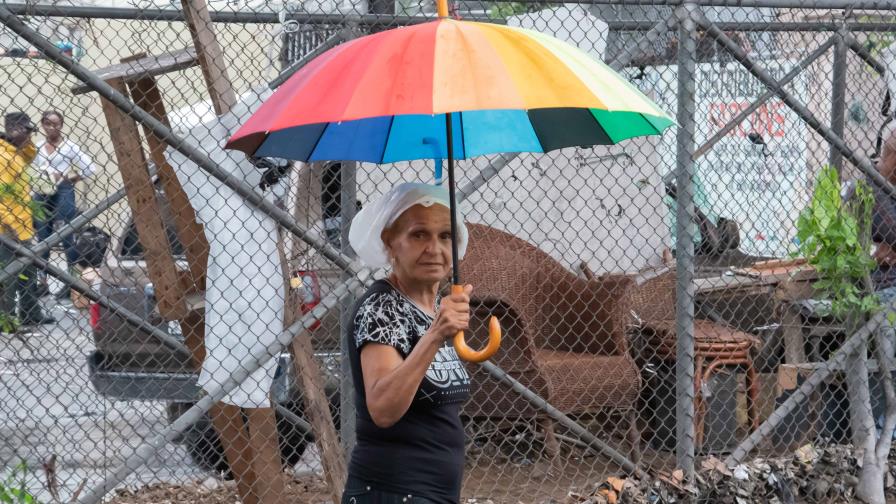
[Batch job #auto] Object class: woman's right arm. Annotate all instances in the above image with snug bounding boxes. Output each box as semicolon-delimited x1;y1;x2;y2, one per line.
360;285;472;428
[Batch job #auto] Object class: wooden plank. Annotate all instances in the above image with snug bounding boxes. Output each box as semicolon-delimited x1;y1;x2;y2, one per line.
100;78;186;320
246;408;287;503
774;268;820;303
183;294;274;504
777;361;865;391
695;266;818;296
181;310;206;369
694;274;776;294
71;48;197;95
181;0;237;115
778;363;812;392
290;335;346;501
127;74;210;297
780;304;808;364
282;245;346;502
210;403;260;504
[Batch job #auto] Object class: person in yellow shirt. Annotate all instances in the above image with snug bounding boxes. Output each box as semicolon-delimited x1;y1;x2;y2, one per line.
0;112;55;327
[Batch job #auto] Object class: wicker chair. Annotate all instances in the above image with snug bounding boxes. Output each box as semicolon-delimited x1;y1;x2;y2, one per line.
627;268;760;449
459;224;641;458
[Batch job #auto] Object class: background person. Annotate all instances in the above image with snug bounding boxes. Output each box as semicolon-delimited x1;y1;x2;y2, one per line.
33;110;96;299
343;183;472;504
0;112;55;326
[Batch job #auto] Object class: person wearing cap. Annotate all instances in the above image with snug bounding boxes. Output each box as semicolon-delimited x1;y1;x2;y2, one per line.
0;112;55;326
33;110;97;299
343;182;472;504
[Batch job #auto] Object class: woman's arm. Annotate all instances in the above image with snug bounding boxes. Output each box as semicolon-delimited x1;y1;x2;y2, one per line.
360;337;443;428
67;144;95;183
360;285;472;428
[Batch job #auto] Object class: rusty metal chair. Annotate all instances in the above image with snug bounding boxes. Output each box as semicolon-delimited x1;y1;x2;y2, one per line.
459;223;641;459
628;268;760;449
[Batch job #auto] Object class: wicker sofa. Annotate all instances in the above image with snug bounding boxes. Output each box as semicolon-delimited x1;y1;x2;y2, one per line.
459;223;641;455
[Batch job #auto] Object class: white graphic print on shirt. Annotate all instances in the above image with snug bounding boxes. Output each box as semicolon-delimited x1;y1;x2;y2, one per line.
354;287;471;406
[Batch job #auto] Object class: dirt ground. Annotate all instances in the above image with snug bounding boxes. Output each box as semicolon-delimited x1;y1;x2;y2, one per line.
105;418;896;504
108;476;332;504
105;441;896;504
106;423;656;504
106;461;606;504
105;453;616;504
106;474;577;504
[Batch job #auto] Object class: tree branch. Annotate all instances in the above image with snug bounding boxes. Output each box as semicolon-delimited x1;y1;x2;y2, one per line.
846;335;877;451
874;324;896;461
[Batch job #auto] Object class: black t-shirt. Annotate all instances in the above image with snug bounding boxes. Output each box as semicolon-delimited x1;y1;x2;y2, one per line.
346;279;471;503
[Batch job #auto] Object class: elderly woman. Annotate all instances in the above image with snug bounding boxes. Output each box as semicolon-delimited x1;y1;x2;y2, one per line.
343;183;472;504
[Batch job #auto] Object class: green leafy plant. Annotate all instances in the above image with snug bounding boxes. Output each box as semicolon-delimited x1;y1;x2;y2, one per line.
796;166;896;504
794;165;879;319
0;462;38;504
0;312;20;334
862;17;896;58
858;15;896;76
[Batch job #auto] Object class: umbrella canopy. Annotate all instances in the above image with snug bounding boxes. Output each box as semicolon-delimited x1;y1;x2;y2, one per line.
226;6;674;362
225;18;674;162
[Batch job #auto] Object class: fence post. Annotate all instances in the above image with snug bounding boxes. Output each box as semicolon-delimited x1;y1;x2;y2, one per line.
674;1;699;481
830;26;848;172
340;160;358;457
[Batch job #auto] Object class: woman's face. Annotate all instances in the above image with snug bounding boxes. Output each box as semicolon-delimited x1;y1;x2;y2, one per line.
41;114;63;141
383;204;453;285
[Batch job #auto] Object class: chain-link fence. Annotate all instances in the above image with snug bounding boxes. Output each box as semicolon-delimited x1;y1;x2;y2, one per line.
2;0;896;503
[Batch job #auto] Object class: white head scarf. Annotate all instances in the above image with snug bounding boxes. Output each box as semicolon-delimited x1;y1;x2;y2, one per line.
348;182;468;269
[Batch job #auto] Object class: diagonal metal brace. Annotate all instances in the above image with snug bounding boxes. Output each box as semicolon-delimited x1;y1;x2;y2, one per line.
699;15;896;201
0;234;192;359
845;33;886;76
482;361;646;477
726;301;895;465
75;269;370;504
0;164;162;285
0;31;359;287
608;13;681;72
693;35;837;160
0;186;127;285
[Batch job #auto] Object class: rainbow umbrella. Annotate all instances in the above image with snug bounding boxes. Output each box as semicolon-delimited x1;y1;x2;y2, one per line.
226;0;674;362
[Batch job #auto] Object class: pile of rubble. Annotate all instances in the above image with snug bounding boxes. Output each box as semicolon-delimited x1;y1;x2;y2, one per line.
564;444;892;504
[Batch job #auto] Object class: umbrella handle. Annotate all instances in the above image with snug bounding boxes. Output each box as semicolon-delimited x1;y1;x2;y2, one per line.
451;284;501;362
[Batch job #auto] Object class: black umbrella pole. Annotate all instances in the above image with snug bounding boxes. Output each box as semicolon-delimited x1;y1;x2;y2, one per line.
446;112;461;285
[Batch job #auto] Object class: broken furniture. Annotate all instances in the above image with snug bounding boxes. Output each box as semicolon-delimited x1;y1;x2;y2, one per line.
773;266;842;365
772;268;863;445
626;268;760;453
72;47;208;325
459;223;641;459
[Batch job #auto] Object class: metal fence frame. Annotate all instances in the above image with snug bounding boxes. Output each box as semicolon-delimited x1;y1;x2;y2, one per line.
4;0;896;500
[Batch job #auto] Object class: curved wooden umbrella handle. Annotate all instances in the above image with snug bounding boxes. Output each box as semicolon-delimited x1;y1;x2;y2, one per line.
451;284;501;362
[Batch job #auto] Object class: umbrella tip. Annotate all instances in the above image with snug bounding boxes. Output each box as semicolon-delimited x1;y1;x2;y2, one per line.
436;0;448;18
